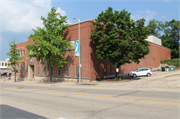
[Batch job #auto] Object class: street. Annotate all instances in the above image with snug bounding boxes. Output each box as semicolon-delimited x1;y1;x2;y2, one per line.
0;81;179;119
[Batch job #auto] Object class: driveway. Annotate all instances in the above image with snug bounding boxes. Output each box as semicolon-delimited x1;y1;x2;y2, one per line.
94;70;180;89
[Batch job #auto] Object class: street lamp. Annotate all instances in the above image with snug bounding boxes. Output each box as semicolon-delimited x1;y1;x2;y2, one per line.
73;17;81;84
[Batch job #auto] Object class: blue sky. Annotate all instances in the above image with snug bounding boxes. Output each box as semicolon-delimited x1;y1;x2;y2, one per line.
0;0;179;61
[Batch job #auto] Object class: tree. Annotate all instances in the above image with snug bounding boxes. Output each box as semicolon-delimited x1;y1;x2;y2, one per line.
26;7;72;82
147;19;164;37
160;19;180;59
90;7;150;80
7;41;24;82
147;19;179;59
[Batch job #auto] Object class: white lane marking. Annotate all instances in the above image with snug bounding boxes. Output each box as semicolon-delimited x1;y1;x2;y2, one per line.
59;117;67;119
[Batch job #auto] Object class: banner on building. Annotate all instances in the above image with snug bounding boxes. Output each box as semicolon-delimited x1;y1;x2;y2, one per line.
75;40;79;56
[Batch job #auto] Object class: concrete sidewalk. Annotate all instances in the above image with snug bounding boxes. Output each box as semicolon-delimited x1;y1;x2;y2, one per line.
1;70;180;89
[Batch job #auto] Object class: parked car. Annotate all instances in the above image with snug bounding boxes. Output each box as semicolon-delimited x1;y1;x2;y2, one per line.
1;72;8;77
129;68;152;77
6;73;11;77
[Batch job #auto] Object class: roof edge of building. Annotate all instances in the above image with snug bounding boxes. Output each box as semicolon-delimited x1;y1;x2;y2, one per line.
68;19;95;27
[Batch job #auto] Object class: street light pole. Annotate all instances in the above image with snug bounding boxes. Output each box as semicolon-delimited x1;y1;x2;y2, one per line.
73;17;81;84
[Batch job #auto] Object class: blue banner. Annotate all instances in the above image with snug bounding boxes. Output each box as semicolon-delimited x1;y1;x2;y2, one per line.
75;40;79;56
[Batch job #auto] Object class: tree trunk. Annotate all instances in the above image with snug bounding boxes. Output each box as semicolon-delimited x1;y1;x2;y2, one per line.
115;63;120;81
14;72;16;82
49;62;52;82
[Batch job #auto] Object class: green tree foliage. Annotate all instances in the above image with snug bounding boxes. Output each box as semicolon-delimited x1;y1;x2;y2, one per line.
147;19;179;59
147;19;164;37
90;7;150;79
26;7;72;82
7;41;24;82
160;19;180;59
161;58;179;67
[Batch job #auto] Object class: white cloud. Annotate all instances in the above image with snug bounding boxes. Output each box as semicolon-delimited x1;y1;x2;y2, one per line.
131;10;157;25
144;10;157;21
1;0;52;32
0;0;69;33
56;7;66;16
161;15;167;19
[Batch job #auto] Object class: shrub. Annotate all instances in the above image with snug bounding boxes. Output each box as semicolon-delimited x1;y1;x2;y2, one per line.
160;58;180;67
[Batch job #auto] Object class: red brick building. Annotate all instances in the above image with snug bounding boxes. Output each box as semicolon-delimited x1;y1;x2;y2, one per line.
11;20;171;82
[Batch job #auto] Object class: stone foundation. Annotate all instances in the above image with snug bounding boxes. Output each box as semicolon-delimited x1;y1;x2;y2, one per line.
11;76;90;83
11;76;27;81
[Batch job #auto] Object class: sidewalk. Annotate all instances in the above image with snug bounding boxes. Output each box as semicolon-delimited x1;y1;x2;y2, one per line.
1;70;180;89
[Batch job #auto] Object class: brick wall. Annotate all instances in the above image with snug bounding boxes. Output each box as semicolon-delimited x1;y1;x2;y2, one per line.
12;20;171;82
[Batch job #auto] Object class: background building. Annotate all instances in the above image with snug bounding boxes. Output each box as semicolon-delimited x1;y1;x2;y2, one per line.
11;20;171;82
0;58;11;74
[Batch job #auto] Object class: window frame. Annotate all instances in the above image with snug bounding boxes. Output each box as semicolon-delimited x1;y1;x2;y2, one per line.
22;63;25;74
75;65;79;78
17;65;19;74
57;68;61;77
37;66;40;75
23;49;25;56
51;66;53;76
43;66;46;76
66;65;70;77
20;50;22;56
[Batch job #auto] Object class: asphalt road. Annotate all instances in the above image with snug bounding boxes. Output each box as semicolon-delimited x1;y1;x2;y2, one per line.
0;82;179;119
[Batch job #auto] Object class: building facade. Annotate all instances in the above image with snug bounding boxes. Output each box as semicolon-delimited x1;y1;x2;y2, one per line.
0;58;11;74
11;20;171;82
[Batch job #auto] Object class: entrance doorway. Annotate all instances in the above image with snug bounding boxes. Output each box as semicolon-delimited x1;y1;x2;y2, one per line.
28;65;34;80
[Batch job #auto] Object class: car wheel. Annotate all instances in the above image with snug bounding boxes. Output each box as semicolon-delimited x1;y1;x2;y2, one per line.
133;74;136;78
147;73;151;77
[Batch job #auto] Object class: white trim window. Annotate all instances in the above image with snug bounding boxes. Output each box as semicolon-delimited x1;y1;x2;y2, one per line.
43;66;46;76
23;49;25;56
22;64;25;74
75;65;79;78
57;68;61;77
51;66;53;76
66;65;70;77
17;65;19;73
38;66;40;75
20;50;22;56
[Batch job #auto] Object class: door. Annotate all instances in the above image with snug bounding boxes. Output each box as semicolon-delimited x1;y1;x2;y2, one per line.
28;65;34;79
137;68;143;76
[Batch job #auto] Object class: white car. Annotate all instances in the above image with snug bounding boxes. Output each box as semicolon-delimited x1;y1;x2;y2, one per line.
129;68;152;77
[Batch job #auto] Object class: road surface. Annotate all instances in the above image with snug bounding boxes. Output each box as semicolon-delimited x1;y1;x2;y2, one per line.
0;82;179;119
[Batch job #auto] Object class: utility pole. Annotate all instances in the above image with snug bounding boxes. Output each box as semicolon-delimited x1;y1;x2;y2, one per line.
73;17;81;84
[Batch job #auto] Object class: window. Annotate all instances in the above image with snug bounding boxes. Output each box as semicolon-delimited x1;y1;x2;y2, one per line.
75;65;79;78
66;65;70;77
20;50;22;56
51;66;53;76
143;68;148;71
17;65;19;73
2;63;4;66
58;68;61;77
22;64;25;74
23;50;25;56
38;66;40;75
43;66;46;76
5;63;7;66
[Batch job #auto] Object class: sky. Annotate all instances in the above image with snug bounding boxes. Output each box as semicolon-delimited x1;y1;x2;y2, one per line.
0;0;179;61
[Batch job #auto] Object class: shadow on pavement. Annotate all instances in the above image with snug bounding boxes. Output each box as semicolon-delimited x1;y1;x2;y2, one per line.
0;104;48;119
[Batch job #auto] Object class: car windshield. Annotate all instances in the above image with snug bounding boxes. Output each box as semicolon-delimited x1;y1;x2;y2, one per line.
134;69;138;71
